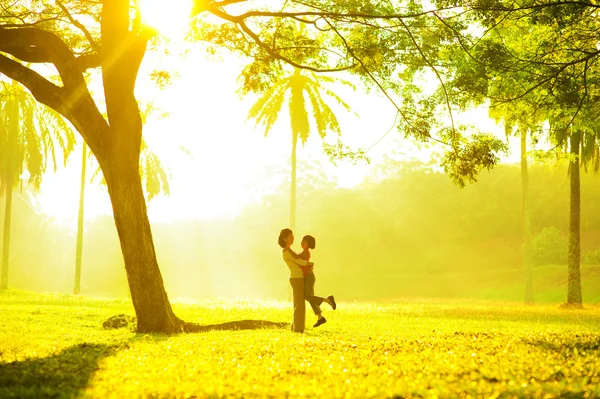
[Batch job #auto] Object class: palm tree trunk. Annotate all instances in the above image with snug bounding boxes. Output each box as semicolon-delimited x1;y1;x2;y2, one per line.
290;133;297;232
1;180;13;290
74;143;87;295
567;130;582;306
521;130;533;304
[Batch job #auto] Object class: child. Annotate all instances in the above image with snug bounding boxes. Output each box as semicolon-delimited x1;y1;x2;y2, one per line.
288;235;336;327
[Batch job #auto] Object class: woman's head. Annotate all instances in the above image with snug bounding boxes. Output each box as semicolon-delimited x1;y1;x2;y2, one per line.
301;235;316;250
278;228;293;248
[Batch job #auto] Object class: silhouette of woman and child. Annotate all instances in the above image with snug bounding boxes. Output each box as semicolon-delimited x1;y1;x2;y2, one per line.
278;228;336;333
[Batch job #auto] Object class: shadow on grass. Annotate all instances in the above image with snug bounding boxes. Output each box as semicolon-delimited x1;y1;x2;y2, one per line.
521;334;600;352
0;343;116;399
103;314;290;333
183;320;290;332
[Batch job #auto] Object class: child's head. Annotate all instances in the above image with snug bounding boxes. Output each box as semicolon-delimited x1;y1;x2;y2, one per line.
301;235;316;250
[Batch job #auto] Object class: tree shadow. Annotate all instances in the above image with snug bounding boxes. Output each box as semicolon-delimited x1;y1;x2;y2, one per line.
103;314;290;333
0;343;116;399
521;335;600;352
183;319;289;333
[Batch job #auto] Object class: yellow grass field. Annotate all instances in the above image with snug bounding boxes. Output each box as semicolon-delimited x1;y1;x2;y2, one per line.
1;290;599;398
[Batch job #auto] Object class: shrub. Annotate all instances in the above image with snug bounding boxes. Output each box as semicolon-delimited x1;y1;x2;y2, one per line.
531;226;567;266
584;249;600;265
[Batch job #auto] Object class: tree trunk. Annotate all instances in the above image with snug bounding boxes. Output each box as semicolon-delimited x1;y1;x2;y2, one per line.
102;151;183;333
290;133;297;232
567;130;582;306
92;0;183;332
521;130;533;304
1;180;13;290
74;143;87;295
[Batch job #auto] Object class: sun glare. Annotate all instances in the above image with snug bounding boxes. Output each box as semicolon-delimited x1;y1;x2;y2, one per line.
139;0;192;38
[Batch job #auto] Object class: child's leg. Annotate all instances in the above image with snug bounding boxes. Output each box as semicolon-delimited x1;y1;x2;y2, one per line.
304;273;324;316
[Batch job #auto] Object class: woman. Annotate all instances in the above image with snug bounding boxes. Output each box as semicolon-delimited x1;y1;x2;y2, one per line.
278;228;313;333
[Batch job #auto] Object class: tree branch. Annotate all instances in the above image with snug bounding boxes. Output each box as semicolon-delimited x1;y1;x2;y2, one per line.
75;52;103;71
395;17;457;140
56;0;100;52
322;18;439;144
210;7;354;73
0;27;89;94
223;8;464;21
0;54;68;114
0;27;111;157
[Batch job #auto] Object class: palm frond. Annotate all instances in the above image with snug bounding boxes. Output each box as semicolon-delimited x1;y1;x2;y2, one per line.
140;138;171;200
305;82;342;139
140;149;171;200
314;83;356;117
250;83;290;137
247;76;292;120
0;81;75;191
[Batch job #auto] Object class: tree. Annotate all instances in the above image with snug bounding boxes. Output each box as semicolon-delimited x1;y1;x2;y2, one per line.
0;79;75;290
247;67;354;231
436;0;600;306
488;100;546;304
73;100;175;295
0;1;507;332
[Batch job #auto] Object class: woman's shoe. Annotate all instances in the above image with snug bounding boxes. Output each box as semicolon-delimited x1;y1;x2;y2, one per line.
327;295;337;310
313;317;327;328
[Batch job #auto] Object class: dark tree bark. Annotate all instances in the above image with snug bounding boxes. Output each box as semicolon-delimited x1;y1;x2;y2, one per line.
103;158;183;332
567;131;583;306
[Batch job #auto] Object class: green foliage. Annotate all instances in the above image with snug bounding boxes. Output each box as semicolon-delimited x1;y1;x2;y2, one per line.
1;292;599;398
322;140;370;166
4;0;564;190
442;132;508;188
531;227;568;266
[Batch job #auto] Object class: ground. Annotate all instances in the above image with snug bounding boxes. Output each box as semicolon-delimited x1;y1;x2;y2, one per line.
1;290;599;398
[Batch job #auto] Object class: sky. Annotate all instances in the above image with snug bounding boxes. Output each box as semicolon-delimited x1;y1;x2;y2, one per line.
31;2;524;227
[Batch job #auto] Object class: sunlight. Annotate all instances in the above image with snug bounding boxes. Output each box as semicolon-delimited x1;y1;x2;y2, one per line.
139;0;192;38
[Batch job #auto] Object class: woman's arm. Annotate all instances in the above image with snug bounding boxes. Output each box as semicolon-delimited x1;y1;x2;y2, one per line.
284;248;308;260
283;250;313;267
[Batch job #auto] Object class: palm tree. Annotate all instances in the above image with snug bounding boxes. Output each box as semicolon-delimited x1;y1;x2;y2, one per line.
546;106;600;308
489;105;543;305
247;68;355;230
0;80;75;290
563;127;599;307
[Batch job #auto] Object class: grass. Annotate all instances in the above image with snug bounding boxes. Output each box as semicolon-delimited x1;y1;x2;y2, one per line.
1;290;599;398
